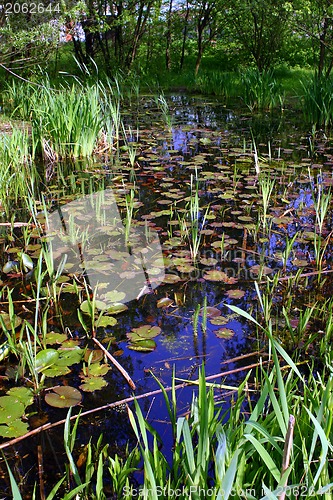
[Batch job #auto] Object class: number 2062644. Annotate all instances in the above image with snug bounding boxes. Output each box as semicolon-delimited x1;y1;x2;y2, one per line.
2;3;60;14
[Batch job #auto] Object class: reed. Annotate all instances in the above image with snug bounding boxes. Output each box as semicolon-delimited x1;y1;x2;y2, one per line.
300;75;333;128
240;68;283;111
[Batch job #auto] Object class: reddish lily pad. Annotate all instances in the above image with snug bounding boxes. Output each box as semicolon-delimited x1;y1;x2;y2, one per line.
225;289;246;299
215;328;235;339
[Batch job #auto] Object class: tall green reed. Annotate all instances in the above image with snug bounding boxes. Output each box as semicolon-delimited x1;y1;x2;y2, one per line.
301;75;333;128
240;68;283;111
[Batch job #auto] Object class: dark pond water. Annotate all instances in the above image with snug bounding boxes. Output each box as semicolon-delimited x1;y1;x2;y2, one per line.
0;95;333;496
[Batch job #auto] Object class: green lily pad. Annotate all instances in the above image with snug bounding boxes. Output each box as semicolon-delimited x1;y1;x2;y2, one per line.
35;349;59;373
80;300;92;314
57;348;84;366
107;303;128;315
45;386;82;408
43;366;72;377
132;325;161;338
203;270;237;283
44;332;68;345
87;363;111;377
0;420;29;438
7;387;34;407
104;290;126;303
0;397;25;423
95;316;117;328
79;377;108;392
128;339;157;352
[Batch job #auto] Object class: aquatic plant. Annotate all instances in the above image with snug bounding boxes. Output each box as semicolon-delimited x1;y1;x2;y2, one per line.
154;92;174;132
240;67;283;111
300;75;333;128
258;173;275;231
195;71;236;100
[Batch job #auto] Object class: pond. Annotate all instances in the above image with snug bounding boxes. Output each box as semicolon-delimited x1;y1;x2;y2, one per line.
0;94;332;496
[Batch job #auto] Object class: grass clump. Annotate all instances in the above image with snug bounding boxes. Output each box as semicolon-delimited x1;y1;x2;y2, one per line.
300;74;333;129
240;67;283;111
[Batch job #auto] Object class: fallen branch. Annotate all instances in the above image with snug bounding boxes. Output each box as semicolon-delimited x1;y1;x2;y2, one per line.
92;337;136;390
0;360;265;450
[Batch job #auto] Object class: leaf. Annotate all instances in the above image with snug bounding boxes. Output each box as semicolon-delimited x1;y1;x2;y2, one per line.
0;420;29;438
104;290;126;303
7;387;34;407
35;349;59;373
107;303;128;315
132;325;161;338
45;386;82;408
44;332;68;345
0;312;22;330
0;397;25;423
225;289;245;299
215;328;235;339
79;377;108;392
200;307;221;318
87;363;111;377
157;298;173;308
42;366;72;377
95;315;117;328
128;339;157;352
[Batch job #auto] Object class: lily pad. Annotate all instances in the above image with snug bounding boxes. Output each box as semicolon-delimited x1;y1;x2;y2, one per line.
107;303;128;315
84;349;104;363
44;332;68;345
7;387;34;407
0;312;23;330
86;363;111;377
200;307;221;318
225;289;246;299
79;377;108;392
157;298;173;308
95;316;117;328
215;328;235;339
45;386;82;408
104;290;126;303
43;366;72;377
132;325;161;338
35;349;59;373
128;339;157;352
0;397;25;423
0;420;29;438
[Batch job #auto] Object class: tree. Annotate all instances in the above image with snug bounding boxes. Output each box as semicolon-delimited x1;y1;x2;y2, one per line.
225;0;291;71
293;0;333;77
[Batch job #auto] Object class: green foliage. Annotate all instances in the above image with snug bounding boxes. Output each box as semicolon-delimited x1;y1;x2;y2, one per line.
300;75;333;128
195;71;236;100
240;67;283;111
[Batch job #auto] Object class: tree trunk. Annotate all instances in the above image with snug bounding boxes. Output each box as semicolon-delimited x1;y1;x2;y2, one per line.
180;0;190;70
165;0;173;70
318;17;328;77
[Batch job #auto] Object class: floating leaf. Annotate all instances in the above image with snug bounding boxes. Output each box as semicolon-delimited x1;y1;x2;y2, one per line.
0;312;22;330
35;349;59;373
104;290;126;303
79;377;108;392
128;339;156;352
0;420;29;438
225;289;246;299
203;270;235;282
2;261;19;274
132;325;161;338
45;386;82;408
107;303;128;315
249;265;273;276
87;363;111;377
57;348;84;366
84;349;103;363
162;274;181;284
19;252;34;272
215;328;235;339
7;387;34;407
44;332;68;345
0;397;25;423
157;298;173;308
95;316;117;328
200;307;221;318
80;300;91;314
43;366;71;377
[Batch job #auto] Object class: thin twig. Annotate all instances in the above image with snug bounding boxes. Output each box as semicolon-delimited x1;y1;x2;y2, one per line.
0;361;265;450
92;337;136;390
279;415;295;500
